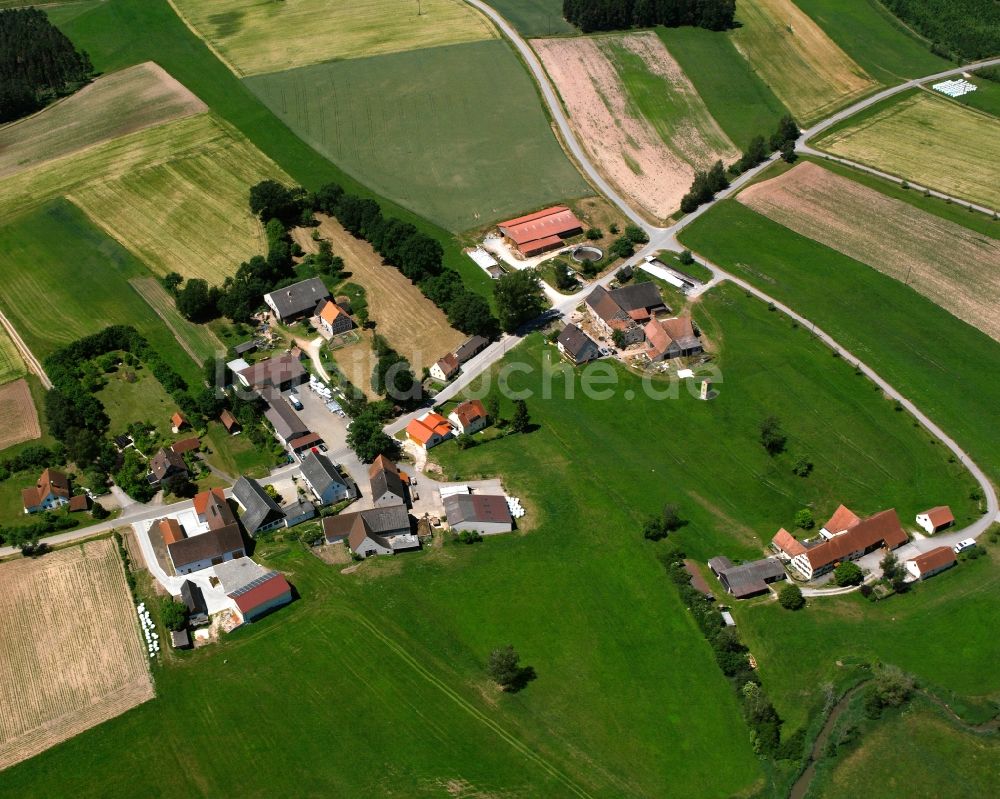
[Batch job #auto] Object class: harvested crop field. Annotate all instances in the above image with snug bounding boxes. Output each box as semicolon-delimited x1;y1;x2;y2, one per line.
0;539;153;771
730;0;877;124
293;214;463;372
0;324;25;386
0;379;40;451
172;0;496;77
0;62;205;181
815;92;1000;210
533;32;738;220
0;112;287;282
739;162;1000;340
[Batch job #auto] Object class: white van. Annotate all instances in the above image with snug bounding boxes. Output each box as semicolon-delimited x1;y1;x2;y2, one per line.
288;391;303;411
953;538;976;554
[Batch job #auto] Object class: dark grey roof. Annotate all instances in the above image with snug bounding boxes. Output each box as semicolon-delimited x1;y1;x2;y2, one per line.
360;503;411;535
238;354;307;390
170;629;190;648
443;494;512;527
610;282;666;312
558;323;599;361
708;556;734;575
168;524;244;569
264;277;330;319
716;558;786;598
455;336;489;364
370;466;406;502
232;476;284;534
281;496;315;520
179;580;207;615
300;452;349;496
150;448;187;481
233;340;257;355
264;397;308;441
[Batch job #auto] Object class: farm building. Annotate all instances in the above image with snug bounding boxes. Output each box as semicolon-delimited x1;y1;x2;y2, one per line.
454;335;489;364
170;436;200;454
448;399;488;435
644;316;702;361
316;298;354;336
586;283;669;346
322;503;417;557
149;448;188;486
21;468;71;514
707;556;786;599
170;411;190;434
232;476;286;536
770;528;807;560
467;247;504;279
443;494;513;535
233;340;257;356
916;506;955;534
791;509;908;580
194;487;236;529
369;455;407;507
819;504;861;539
170;629;191;649
557;323;600;365
219;409;241;435
406;412;453;450
236;353;308;393
264;397;309;448
264;277;330;322
67;494;90;512
167;523;245;575
281;496;316;527
299;451;354;505
288;432;323;454
179;579;209;626
431;353;459;382
905;546;957;581
215;557;293;624
498;205;583;257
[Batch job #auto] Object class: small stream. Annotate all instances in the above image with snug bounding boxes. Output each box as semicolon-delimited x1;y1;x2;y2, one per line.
788;684;866;799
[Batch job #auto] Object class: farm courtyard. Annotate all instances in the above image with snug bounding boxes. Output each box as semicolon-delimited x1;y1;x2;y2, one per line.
0;539;153;771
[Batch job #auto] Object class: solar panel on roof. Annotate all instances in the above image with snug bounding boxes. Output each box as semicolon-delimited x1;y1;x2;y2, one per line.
230;571;280;597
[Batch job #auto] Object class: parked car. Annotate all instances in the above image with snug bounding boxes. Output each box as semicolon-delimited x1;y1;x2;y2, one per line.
953;538;976;554
288;391;303;410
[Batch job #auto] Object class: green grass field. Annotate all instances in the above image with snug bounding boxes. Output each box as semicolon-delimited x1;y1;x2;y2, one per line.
793;0;948;84
679;198;1000;485
656;26;788;149
245;40;592;232
0;201;201;386
0;327;25;386
129;277;224;364
171;0;497;76
202;421;275;479
488;0;576;36
97;367;178;438
931;72;1000;118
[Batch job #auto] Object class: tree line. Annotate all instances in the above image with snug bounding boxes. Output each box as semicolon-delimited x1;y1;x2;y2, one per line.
0;8;92;123
882;0;1000;61
563;0;735;33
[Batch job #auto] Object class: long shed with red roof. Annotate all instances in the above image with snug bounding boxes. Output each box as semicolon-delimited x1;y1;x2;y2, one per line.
498;205;583;257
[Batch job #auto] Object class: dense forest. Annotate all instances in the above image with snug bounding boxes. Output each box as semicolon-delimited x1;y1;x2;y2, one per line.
0;7;92;123
563;0;736;33
882;0;1000;61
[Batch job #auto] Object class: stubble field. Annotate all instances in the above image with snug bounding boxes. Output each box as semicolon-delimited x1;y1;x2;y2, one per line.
738;161;1000;340
0;539;153;771
730;0;877;124
0;325;25;386
171;0;497;76
815;92;1000;209
0;62;206;180
533;32;738;220
0;380;40;451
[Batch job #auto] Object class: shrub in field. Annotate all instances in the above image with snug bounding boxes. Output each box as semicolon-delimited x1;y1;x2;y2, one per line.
759;415;787;455
779;584;805;610
834;561;863;586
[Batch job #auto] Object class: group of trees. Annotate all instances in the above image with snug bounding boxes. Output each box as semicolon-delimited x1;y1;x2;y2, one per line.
371;334;420;406
345;401;398;463
563;0;736;33
0;8;92;123
493;269;546;333
882;0;1000;61
607;223;650;260
680;160;729;213
642;502;687;541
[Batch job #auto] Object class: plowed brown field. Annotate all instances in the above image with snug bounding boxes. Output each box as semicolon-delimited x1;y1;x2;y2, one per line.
0;379;40;451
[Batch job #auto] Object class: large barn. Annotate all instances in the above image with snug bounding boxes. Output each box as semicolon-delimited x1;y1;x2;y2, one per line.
498;205;583;257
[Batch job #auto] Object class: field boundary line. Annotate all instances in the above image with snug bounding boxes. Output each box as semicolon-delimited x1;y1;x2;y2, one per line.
0;307;50;389
164;0;244;78
129;277;224;364
351;614;596;798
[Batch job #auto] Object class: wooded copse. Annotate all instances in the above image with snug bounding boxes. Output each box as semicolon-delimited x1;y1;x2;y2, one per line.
882;0;1000;61
0;7;92;123
562;0;736;33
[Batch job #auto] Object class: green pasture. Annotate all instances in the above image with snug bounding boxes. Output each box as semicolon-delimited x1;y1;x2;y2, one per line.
202;421;275;479
0;201;201;386
245;40;592;233
933;72;1000;118
129;277;224;365
679;198;1000;485
97;368;177;439
490;0;576;36
655;26;788;148
0;327;25;386
794;0;948;84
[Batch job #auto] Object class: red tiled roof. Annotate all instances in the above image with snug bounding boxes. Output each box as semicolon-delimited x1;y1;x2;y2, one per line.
910;546;956;574
498;206;581;242
435;353;459;377
68;494;89;512
406;413;452;444
193;487;227;517
452;399;487;429
822;504;861;535
230;572;291;614
171;437;200;454
171;412;188;428
771;528;806;558
319;298;346;324
368;454;399;480
519;234;565;256
922;506;955;528
288;432;322;451
804;509;907;570
22;468;71;508
159;518;185;545
219;409;240;431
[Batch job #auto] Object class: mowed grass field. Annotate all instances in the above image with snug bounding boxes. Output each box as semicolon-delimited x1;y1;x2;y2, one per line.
293;214;464;371
730;0;878;124
657;26;788;149
928;72;1000;118
679;198;1000;486
533;32;738;219
0;61;205;180
815;91;1000;209
129;277;224;364
171;0;497;76
793;0;949;83
0;325;25;385
0;201;203;385
488;0;576;36
246;40;592;232
0;539;153;772
738;161;1000;340
0;380;41;452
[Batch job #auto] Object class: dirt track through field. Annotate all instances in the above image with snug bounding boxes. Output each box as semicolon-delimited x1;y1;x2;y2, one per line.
293;215;463;373
739;161;1000;341
0;379;41;450
533;33;737;220
0;539;153;771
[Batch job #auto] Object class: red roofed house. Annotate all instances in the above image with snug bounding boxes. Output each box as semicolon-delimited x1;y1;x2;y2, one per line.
158;518;186;545
819;504;862;539
170;412;190;434
193;487;232;527
68;494;90;513
22;468;71;514
915;506;955;534
644;316;703;362
317;298;354;336
770;528;806;560
791;509;908;580
406;412;453;450
905;546;957;581
448;399;488;435
214;558;293;624
498;205;583;258
430;353;459;382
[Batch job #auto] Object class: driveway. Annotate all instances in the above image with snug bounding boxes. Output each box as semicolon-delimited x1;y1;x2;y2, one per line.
292;386;367;497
